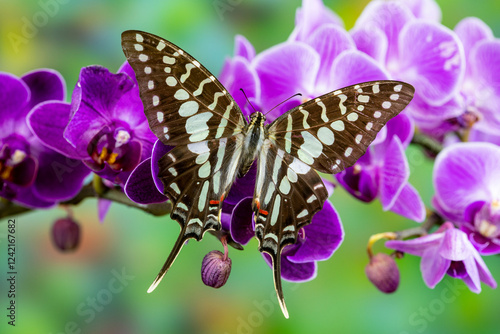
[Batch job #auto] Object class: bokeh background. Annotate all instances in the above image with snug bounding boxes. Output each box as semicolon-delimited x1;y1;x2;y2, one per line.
1;0;499;333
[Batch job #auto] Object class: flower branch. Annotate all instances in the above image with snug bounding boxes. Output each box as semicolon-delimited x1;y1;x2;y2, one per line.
0;182;172;220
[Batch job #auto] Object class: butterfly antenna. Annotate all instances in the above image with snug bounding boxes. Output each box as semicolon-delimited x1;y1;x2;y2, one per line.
264;93;302;117
147;228;189;293
240;88;258;114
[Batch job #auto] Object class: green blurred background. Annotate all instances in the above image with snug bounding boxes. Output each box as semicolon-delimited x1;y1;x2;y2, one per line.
1;0;499;333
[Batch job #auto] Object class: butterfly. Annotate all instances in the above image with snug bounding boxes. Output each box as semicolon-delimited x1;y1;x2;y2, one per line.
121;30;414;318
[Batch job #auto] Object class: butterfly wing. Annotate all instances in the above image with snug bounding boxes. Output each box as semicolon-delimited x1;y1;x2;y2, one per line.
121;30;247;291
258;80;414;317
122;30;246;146
268;81;415;174
254;140;329;318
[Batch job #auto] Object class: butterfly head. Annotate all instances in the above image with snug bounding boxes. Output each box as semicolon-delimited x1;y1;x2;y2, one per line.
248;111;266;127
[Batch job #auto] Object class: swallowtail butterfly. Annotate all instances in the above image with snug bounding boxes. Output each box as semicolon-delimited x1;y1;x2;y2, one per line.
121;30;414;318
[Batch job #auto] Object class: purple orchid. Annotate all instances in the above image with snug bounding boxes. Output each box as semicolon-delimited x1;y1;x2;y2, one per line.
254;27;389;120
433;142;500;255
289;0;344;43
336;113;426;222
28;62;157;186
386;222;496;293
0;70;90;208
353;0;465;131
219;35;261;117
454;18;500;142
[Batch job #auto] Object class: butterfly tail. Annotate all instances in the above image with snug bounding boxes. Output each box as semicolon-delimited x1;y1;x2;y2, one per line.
271;251;289;319
147;228;189;293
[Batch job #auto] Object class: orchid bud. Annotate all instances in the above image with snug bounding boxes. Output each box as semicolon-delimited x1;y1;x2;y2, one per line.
201;250;232;288
365;253;400;293
51;217;81;252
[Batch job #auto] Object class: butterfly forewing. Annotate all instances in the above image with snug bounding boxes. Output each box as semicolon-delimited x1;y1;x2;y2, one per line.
269;81;415;174
121;30;246;146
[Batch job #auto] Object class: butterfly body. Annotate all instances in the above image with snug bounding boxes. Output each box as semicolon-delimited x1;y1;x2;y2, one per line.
121;30;415;319
239;111;266;177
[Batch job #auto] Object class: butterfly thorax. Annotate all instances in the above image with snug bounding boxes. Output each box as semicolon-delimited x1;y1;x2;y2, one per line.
238;112;267;178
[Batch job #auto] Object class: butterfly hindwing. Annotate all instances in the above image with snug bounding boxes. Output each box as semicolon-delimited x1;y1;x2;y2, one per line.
253;140;329;318
269;81;415;174
121;30;246;146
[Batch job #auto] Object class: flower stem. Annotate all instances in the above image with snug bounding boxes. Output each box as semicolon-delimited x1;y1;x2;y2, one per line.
0;182;172;219
367;232;397;259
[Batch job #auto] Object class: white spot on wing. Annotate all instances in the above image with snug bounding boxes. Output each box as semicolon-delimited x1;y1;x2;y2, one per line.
163;56;175;64
193;77;211;96
297;209;308;219
170;182;180;194
372;84;380;93
331;120;345;131
153;95;159;106
374;111;382;118
166;77;177;86
186;112;213;141
317;127;334;145
285;114;292;153
289;157;311;174
358;95;369;103
179;100;199;117
180;63;196;83
382;101;392;109
156;112;163;123
345;147;353;157
347;113;359;122
134;44;143;51
366;122;373;130
198;161;211;178
157;41;166;51
139;54;148;62
270;194;281;226
394;84;402;92
279;177;291;195
307;195;317;203
300;131;323;158
174;89;189;100
355;134;363;144
338;94;347;114
198;181;209;211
